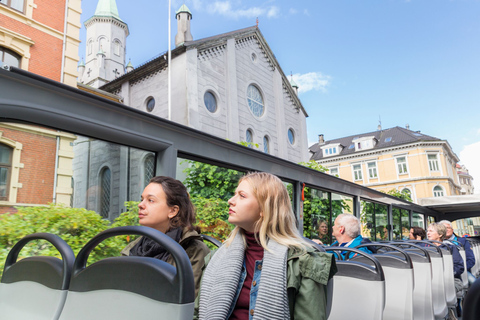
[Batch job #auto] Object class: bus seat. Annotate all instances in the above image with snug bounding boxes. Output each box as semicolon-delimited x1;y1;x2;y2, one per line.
390;242;435;320
58;226;195;320
354;243;414;320
200;234;222;248
326;247;385;320
463;273;480;320
0;233;75;320
424;246;448;320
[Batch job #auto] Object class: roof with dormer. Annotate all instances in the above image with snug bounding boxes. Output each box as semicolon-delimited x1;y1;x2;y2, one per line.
309;126;448;161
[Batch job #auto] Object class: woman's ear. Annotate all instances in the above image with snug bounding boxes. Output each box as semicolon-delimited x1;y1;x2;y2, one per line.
168;205;179;219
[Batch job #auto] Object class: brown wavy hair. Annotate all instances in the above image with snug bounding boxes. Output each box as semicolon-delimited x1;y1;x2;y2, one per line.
149;176;199;233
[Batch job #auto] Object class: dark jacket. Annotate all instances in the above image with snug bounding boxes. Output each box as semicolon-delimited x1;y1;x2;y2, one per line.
122;227;210;297
442;242;465;279
454;236;476;272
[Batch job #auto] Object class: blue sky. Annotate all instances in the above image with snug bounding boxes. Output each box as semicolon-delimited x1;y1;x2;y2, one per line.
79;0;480;192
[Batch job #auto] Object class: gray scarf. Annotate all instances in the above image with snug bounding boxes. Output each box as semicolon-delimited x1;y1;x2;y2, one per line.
199;231;290;320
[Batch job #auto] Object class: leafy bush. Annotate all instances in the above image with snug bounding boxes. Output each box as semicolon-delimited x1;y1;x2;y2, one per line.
192;196;234;245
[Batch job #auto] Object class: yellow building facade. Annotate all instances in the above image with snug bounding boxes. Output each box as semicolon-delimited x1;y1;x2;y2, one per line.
310;126;461;204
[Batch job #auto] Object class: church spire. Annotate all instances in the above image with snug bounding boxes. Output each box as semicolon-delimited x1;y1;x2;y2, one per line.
94;0;122;21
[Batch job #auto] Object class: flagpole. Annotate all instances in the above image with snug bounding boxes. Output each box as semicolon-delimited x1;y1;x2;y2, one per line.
168;0;172;121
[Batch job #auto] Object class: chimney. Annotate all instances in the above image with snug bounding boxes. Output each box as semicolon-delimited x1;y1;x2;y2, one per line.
318;134;325;144
175;4;193;47
406;123;410;130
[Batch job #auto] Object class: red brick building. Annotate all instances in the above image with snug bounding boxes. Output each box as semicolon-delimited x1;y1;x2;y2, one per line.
0;0;80;213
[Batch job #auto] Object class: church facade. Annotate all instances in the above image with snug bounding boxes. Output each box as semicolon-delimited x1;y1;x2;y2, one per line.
73;1;310;220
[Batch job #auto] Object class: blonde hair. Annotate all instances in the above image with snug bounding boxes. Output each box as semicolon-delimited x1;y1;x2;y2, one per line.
224;172;307;250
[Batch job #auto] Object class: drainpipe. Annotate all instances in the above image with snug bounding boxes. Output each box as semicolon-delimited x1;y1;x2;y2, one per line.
53;136;60;203
60;0;70;83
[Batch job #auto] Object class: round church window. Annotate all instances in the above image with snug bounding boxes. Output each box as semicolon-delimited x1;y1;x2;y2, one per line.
146;97;155;112
204;91;217;113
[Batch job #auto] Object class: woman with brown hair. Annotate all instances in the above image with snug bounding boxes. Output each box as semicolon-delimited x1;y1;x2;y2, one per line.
122;176;210;296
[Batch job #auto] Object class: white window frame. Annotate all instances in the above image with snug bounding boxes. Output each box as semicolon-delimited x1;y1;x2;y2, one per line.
395;156;409;175
321;143;341;157
433;185;444;197
367;161;378;179
352;136;376;152
428;153;440;172
352;163;363;181
329;166;339;177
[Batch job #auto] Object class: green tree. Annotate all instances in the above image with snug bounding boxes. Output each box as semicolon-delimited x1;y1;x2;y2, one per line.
182;160;244;201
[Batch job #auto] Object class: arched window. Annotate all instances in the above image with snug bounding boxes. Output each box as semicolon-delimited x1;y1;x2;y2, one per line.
246;84;264;117
401;188;412;201
100;167;111;218
0;47;21;68
144;154;155;188
263;136;270;154
113;40;121;56
0;144;13;201
145;97;155;112
433;185;444;197
246;129;253;148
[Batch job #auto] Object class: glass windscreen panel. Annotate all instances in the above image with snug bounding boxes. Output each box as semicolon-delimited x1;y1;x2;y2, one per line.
331;193;354;244
0;123;156;273
304;187;331;245
412;213;425;229
452;218;480;237
176;157;243;244
360;200;389;241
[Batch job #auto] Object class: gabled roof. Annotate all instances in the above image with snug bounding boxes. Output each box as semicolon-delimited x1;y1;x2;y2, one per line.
99;26;307;116
309;126;443;161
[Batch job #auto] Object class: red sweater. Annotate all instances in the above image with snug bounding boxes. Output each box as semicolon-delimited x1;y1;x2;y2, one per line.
229;232;264;320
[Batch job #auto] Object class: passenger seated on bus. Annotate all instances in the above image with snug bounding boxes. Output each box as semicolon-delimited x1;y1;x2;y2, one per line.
122;176;210;297
329;213;376;259
312;218;329;245
195;172;337;320
427;222;465;295
440;220;477;285
409;226;426;240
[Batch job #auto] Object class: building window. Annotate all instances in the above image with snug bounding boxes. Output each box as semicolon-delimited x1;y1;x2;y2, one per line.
0;144;12;200
144;154;155;188
100;167;111;218
251;52;257;62
433;185;444;197
287;128;295;145
428;154;439;172
263;136;269;154
246;129;254;148
396;156;408;175
329;167;339;177
204;91;217;113
0;46;21;68
145;97;155;112
113;40;121;56
367;161;378;179
246;84;264;117
0;0;25;12
353;164;363;181
88;40;93;55
401;188;412;201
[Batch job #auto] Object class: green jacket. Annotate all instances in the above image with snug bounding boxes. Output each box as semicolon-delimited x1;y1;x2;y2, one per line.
194;245;336;319
121;227;210;297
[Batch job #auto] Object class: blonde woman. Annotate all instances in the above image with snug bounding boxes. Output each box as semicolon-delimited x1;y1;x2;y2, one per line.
195;172;336;320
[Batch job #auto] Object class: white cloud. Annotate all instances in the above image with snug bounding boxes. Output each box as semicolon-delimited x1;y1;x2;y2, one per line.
207;1;280;19
303;9;310;16
292;72;331;94
459;141;480;194
289;8;298;15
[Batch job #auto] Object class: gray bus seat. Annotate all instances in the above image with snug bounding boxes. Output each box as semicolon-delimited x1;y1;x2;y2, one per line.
326;247;385;320
354;243;414;320
200;234;222;248
0;233;75;320
390;242;435;320
59;226;195;320
463;276;480;320
446;240;468;291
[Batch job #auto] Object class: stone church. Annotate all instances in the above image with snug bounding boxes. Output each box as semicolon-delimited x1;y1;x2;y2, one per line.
74;0;310;219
